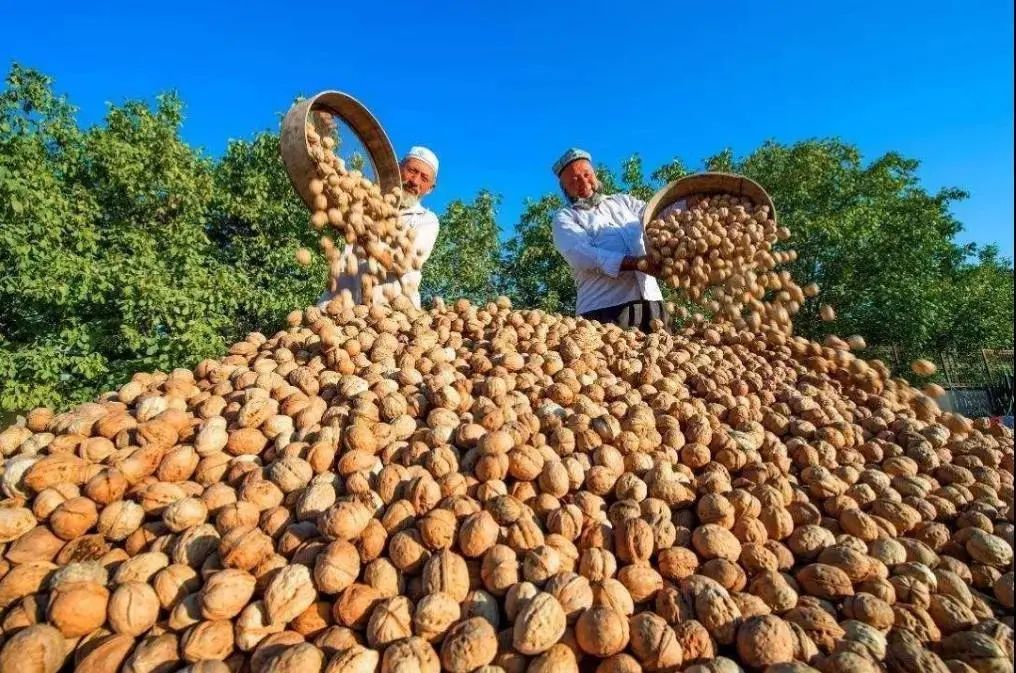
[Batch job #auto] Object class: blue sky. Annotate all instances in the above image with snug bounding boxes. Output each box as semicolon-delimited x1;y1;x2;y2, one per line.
2;1;1012;259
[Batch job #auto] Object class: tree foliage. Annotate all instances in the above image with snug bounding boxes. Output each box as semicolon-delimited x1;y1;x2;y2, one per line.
726;140;974;351
421;190;503;306
0;65;323;415
501;194;568;312
209;131;327;334
0;64;1011;418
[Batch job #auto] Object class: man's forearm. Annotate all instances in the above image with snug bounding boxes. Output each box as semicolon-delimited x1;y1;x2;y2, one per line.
619;256;641;272
620;255;661;277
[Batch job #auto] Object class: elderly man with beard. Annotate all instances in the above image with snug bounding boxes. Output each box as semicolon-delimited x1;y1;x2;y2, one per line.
550;148;668;332
319;146;441;309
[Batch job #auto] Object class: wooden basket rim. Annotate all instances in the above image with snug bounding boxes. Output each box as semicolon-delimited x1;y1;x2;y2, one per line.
640;171;777;229
280;90;402;212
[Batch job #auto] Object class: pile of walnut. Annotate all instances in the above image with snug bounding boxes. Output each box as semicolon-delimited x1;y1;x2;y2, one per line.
644;194;819;335
0;289;1013;673
302;115;427;305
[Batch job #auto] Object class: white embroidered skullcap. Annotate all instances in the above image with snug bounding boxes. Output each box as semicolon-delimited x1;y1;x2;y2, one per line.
404;146;439;176
553;147;592;176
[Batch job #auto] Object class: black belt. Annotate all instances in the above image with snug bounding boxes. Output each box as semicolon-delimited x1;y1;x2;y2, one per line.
580;299;668;332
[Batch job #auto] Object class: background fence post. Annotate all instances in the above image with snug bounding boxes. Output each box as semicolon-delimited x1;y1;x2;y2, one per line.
939;350;955;389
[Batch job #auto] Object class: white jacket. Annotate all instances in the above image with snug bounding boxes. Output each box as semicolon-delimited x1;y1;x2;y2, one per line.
318;203;440;310
552;193;664;315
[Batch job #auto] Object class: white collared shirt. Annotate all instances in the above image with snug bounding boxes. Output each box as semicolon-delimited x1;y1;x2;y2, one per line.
552;193;664;315
317;203;440;310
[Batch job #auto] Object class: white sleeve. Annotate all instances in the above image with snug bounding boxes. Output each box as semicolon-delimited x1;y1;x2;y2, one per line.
615;194;652;256
621;194;648;218
413;212;441;265
552;211;625;278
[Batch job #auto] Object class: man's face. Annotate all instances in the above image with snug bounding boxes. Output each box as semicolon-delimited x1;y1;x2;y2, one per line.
400;157;436;199
559;159;600;201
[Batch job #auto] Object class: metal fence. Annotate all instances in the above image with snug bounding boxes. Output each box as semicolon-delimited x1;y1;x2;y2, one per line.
867;346;1014;418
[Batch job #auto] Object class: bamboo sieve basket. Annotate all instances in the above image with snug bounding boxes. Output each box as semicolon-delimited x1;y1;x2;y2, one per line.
280;90;402;211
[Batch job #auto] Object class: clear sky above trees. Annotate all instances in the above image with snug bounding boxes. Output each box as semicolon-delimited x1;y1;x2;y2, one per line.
0;0;1011;258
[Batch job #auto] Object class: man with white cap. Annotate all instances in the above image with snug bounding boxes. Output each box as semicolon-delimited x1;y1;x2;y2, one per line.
319;146;441;310
550;147;668;332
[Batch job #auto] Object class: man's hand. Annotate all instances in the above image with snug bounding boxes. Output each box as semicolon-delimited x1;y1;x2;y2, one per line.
621;255;662;277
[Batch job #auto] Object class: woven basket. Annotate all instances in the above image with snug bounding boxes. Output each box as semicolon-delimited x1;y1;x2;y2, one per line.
280;90;401;212
640;172;777;230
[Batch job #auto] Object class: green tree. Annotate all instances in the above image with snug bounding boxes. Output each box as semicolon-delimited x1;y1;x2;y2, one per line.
502;194;569;312
421;190;503;305
209;131;326;334
0;65;243;412
720;139;997;356
0;65;102;413
937;245;1015;351
0;65;324;416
